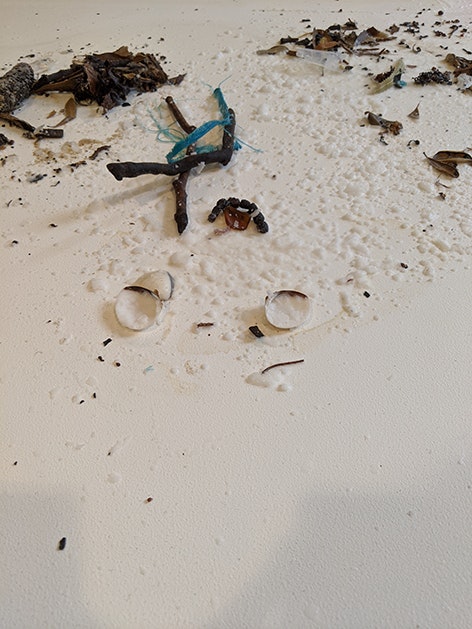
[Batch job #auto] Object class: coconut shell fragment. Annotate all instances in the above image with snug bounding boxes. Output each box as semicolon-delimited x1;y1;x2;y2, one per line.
114;270;174;331
265;290;312;329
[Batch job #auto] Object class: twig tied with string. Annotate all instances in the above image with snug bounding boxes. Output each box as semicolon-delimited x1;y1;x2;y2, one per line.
106;93;237;234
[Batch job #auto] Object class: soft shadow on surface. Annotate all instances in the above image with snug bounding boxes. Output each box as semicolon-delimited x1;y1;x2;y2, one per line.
0;488;96;628
205;475;472;629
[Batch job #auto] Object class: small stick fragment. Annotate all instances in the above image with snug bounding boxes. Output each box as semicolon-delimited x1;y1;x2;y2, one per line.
0;112;64;139
196;322;214;328
0;63;35;113
0;111;35;132
165;96;195;134
89;145;111;160
261;359;304;375
165;96;197;233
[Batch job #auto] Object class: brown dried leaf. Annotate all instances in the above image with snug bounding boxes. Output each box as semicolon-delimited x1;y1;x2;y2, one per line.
432;150;472;164
408;103;420;118
423;153;459;178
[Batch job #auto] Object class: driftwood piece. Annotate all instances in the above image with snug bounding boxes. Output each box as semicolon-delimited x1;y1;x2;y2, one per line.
0;63;35;113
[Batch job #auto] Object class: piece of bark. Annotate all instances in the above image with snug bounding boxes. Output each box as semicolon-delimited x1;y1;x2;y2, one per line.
0;63;35;113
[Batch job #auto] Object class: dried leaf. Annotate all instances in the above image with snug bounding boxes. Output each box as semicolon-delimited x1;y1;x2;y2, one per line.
445;53;472;75
53;96;77;127
423;152;459;177
365;111;403;135
408;103;420;118
432;150;472;164
256;45;289;55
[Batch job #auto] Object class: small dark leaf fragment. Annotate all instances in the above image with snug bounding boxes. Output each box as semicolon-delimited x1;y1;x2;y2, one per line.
57;537;67;551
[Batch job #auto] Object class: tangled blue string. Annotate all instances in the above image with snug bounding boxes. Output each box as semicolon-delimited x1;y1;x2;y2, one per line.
165;87;241;164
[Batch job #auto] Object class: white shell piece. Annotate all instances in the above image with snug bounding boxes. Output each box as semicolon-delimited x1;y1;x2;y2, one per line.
135;270;175;301
114;286;162;331
264;290;312;329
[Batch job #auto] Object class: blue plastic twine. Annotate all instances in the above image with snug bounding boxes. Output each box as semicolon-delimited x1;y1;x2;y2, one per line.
165;88;240;164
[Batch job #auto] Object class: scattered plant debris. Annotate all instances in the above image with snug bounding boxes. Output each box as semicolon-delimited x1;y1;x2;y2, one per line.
0;111;64;140
413;67;452;85
445;52;472;76
33;46;184;111
365;111;403;135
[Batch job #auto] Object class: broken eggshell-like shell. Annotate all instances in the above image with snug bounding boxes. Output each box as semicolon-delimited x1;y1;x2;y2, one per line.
264;290;312;329
115;286;163;331
114;270;174;331
135;270;174;301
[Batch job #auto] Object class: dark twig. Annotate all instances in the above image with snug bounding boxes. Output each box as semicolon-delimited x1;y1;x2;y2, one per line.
165;96;195;134
172;169;191;233
106;109;236;181
166;96;197;234
261;359;305;375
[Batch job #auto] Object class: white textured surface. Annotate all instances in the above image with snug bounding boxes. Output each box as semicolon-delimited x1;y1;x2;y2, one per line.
1;0;472;627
